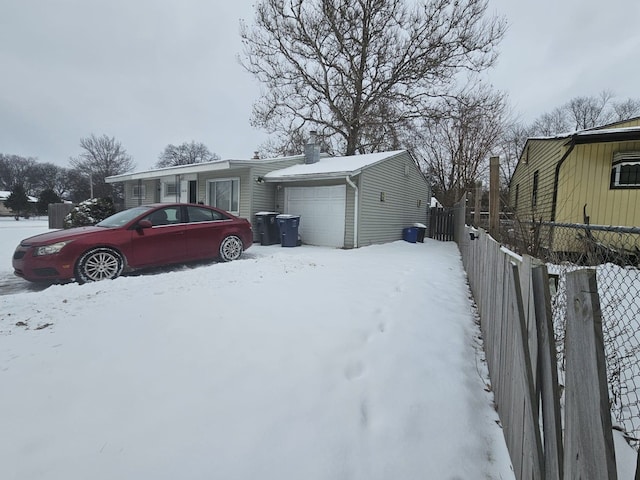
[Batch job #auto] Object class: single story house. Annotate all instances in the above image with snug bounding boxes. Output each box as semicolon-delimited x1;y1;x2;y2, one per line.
509;117;640;251
0;190;38;216
106;143;430;248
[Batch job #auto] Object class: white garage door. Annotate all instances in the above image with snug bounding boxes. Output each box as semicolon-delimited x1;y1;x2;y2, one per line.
285;185;346;247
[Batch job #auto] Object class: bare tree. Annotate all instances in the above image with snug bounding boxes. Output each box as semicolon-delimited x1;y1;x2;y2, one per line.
530;107;572;136
0;154;38;194
528;91;640;137
419;86;507;207
155;141;220;168
69;134;135;200
498;121;533;186
240;0;506;155
611;98;640;123
566;90;614;130
31;162;72;198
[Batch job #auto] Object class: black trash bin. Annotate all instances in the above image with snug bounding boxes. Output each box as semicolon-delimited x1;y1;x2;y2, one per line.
276;214;301;247
413;223;427;243
255;212;280;245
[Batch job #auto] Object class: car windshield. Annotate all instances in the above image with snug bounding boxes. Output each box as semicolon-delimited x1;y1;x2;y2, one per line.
96;206;154;228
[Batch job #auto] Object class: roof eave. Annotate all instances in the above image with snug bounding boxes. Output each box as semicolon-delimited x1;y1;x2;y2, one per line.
572;130;640;145
106;161;233;183
264;170;361;182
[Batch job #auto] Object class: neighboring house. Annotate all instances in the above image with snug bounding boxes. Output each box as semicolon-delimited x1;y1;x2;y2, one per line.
0;190;38;216
106;146;430;248
509;117;640;251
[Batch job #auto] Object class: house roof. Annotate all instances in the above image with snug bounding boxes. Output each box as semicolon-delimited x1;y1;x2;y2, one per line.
263;150;407;182
572;126;640;144
526;125;640;144
105;154;306;183
0;190;38;202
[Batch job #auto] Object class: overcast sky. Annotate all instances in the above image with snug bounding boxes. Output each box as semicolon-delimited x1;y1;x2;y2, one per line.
1;0;639;171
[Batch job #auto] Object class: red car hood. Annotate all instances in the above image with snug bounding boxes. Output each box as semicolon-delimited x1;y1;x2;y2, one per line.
19;226;110;246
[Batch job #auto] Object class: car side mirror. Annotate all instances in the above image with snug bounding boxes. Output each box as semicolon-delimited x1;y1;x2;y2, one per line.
137;219;153;229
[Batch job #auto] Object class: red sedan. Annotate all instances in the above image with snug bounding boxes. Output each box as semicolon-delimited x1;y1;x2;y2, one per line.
12;203;253;283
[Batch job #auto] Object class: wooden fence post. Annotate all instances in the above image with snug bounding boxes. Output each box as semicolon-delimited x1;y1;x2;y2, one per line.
531;265;563;480
489;156;500;239
564;269;617;480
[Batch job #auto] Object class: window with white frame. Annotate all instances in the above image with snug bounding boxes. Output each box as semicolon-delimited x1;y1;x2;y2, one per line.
132;184;146;199
164;182;177;196
611;152;640;188
207;178;239;214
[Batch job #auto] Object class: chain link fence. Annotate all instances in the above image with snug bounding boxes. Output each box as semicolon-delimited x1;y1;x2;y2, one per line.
503;220;640;449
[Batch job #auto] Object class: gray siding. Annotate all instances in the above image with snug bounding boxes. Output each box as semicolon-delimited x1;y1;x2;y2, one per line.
250;157;304;213
248;157;305;240
197;168;252;218
358;151;430;246
344;178;357;248
274;178;355;248
123;179;159;209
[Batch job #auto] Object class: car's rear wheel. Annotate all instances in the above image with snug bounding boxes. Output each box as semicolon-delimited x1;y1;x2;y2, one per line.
75;247;124;283
219;235;243;262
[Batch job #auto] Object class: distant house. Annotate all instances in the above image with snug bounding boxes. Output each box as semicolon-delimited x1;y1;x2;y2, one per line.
106;145;430;248
0;190;38;216
509;117;640;251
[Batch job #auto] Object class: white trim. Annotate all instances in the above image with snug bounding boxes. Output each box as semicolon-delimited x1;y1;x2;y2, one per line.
132;184;146;200
206;177;240;215
612;152;640;187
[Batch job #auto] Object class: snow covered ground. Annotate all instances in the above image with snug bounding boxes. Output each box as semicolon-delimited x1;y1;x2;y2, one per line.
1;217;516;479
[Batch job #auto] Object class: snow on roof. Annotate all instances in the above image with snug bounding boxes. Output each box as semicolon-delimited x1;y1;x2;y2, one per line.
527;125;640;142
0;191;37;202
575;125;640;136
264;150;406;181
106;154;306;183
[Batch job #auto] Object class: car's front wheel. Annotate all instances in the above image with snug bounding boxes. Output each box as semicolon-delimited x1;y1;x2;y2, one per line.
75;247;124;283
219;235;243;262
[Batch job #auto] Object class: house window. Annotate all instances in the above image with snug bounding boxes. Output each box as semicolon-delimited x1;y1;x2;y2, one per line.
207;178;239;214
514;184;519;211
164;182;177;196
132;184;146;199
532;171;539;207
611;152;640;188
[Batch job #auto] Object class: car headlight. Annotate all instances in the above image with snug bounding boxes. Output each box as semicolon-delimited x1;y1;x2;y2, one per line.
34;241;73;256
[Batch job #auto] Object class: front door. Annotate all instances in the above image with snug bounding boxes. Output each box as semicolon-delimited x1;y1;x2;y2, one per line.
180;179;198;203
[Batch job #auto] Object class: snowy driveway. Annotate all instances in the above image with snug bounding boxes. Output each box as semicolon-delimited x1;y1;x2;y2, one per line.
1;228;513;479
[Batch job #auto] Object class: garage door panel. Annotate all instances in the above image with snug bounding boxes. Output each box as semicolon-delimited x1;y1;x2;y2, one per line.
285;185;346;248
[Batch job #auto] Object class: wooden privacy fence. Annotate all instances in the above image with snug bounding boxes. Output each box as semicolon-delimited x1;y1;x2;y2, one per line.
48;203;74;229
459;227;620;480
428;207;455;241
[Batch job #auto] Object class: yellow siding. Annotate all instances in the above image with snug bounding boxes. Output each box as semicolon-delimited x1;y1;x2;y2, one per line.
553;140;640;251
555;141;640;226
592;118;640;130
510;138;565;222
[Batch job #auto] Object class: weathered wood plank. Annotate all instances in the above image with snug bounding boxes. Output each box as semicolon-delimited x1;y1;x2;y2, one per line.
531;265;563;480
509;262;544;480
564;269;617;480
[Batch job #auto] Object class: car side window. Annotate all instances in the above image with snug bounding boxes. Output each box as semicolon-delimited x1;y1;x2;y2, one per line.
187;206;227;223
145;207;181;226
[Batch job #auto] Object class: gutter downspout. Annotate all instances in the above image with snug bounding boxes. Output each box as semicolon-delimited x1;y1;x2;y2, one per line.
551;137;577;221
346;175;358;248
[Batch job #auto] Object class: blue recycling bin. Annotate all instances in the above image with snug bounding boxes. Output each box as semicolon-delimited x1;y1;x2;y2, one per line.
276;214;301;247
255;212;280;245
403;227;418;243
413;223;427;243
